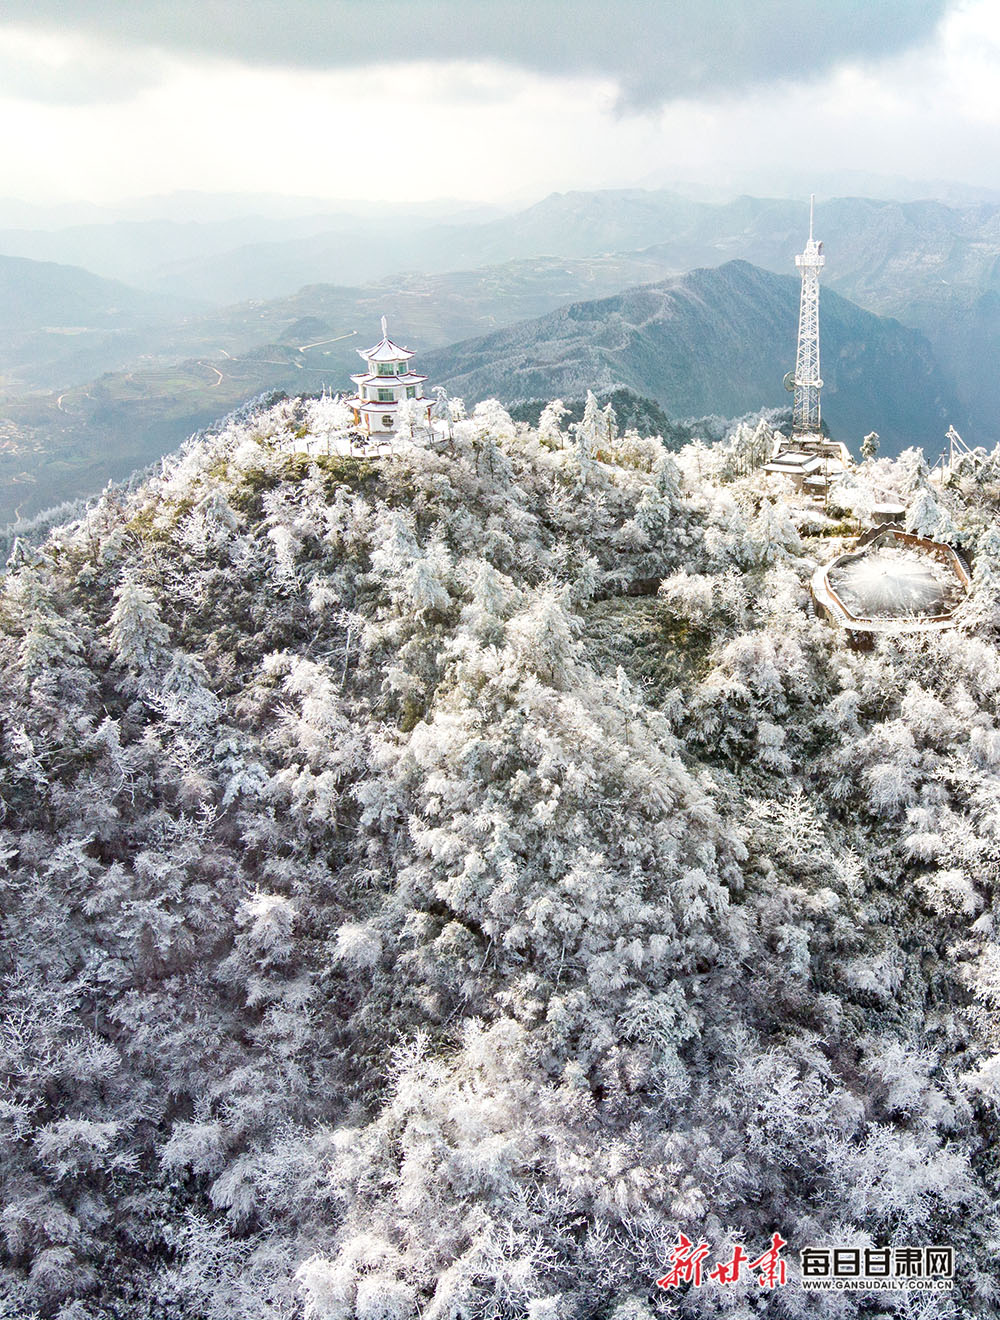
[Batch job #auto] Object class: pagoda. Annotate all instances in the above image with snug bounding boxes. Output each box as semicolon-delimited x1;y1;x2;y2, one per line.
343;317;434;437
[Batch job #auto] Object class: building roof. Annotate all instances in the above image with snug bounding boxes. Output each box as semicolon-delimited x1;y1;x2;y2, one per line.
763;447;848;480
344;396;432;414
357;315;415;363
787;435;853;464
763;454;827;475
350;371;428;387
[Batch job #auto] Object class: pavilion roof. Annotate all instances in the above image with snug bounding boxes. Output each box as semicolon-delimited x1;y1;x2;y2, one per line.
358;316;415;362
350;370;427;386
358;337;415;363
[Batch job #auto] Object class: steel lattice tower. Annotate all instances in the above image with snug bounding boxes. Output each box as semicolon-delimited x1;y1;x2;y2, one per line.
791;195;824;436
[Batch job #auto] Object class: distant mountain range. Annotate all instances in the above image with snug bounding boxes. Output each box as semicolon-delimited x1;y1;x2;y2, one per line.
3;185;991;436
0;253;180;331
0;200;510;289
422;261;959;454
0;260;959;526
0;254;195;391
10;188;1000;315
129;191;709;302
0;250;680;395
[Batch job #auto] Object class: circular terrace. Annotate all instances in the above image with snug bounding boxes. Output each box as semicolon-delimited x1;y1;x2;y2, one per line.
811;528;970;639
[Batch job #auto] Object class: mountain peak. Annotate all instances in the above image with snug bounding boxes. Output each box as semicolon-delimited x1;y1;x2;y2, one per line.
420;259;958;452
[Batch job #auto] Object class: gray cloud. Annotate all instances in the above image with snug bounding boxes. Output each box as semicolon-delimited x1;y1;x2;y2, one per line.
0;45;160;105
2;0;954;107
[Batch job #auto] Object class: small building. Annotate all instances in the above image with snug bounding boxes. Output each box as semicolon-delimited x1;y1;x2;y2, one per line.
811;527;970;646
762;437;852;496
343;317;434;438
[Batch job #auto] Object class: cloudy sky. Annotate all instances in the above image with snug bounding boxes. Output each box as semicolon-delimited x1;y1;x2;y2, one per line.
0;0;997;208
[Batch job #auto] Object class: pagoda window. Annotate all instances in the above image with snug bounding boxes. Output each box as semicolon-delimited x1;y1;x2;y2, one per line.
377;362;395;376
406;386;416;398
397;362;408;375
377;388;394;402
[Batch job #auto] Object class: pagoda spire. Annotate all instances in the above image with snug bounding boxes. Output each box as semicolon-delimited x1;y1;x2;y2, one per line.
791;194;825;437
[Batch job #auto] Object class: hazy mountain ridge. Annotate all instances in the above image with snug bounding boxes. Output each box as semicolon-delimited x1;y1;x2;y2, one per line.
0;252;201;399
0;247;679;398
0;259;952;524
0;253;183;331
0;199;512;288
422;260;960;455
71;187;1000;315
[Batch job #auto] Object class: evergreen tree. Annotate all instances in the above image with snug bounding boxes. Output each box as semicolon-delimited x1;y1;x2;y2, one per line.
107;573;170;673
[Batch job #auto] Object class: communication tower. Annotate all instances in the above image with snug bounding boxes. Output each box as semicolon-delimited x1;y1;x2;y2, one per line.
785;195;824;437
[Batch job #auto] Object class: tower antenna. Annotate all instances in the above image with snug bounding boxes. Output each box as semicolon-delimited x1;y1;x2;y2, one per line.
792;195;824;437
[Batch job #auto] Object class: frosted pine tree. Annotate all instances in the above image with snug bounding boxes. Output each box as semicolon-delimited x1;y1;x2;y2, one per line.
574;390;603;462
963;520;1000;629
906;487;957;541
394;395;424;441
107;573;170;673
431;385;457;439
723;417;775;479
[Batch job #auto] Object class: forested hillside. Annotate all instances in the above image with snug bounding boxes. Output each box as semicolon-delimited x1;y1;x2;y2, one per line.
421;261;959;455
0;254;192;394
3;396;1000;1317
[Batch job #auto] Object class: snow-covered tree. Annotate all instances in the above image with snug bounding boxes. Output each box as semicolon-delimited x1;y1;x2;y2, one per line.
393;395;425;442
573;389;603;463
107;573;170;673
906;486;958;542
537;398;569;449
723;417;776;479
1;391;995;1318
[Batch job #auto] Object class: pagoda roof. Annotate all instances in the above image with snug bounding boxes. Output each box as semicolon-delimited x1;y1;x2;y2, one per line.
350;371;427;386
346;397;432;415
358;338;415;363
358;315;415;362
